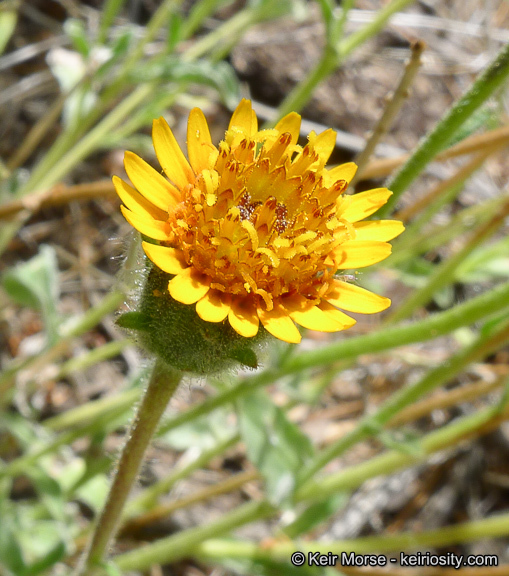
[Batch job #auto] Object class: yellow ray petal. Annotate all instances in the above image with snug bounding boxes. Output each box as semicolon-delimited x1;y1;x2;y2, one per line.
228;99;257;136
353;220;405;242
318;301;356;328
311;128;336;164
120;206;168;241
257;303;301;343
274;112;301;146
196;290;231;322
228;298;259;338
338;188;392;222
326;280;391;313
152;117;195;190
334;240;392;269
168;267;210;304
113;176;168;221
124;151;179;211
286;296;344;332
326;162;358;185
142;241;187;274
187;108;216;174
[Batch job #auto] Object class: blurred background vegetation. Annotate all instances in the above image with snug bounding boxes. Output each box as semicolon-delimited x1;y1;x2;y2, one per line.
1;0;509;574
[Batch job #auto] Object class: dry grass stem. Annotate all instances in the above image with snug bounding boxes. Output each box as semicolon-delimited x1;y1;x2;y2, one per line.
352;40;425;186
394;142;508;222
388;375;508;428
359;123;509;181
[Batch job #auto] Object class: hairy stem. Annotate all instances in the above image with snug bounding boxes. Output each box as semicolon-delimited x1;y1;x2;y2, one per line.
76;360;182;575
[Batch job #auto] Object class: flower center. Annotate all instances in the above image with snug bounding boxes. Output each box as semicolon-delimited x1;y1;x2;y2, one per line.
165;136;352;311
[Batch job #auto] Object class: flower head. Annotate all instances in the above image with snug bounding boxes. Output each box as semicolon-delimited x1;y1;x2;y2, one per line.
114;99;403;345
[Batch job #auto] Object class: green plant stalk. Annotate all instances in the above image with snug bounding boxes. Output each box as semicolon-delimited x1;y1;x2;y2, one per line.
388;197;509;323
124;433;240;517
270;46;338;124
157;368;277;436
282;280;509;374
57;339;130;378
2;83;151;256
110;0;183;91
120;470;258;536
0;291;125;403
457;235;509;277
334;0;356;43
297;380;509;502
271;0;414;122
180;0;231;40
352;40;424;185
196;509;509;559
98;0;128;44
65;291;126;337
296;318;509;487
76;360;182;575
380;40;509;217
108;500;275;573
6;88;69;173
44;382;142;432
74;436;241;547
20;78;96;194
338;0;414;58
396;145;501;240
29;84;154;193
18;0;258;202
389;194;506;267
206;1;295;64
107;84;183;143
0;402;132;478
182;6;261;63
24;0;180;196
103;386;508;573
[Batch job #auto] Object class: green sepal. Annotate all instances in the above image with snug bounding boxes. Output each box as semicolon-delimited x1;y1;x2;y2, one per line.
116;311;152;331
122;265;268;374
228;347;259;369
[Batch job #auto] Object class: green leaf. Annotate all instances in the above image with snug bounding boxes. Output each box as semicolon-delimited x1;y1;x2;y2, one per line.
237;389;313;506
26;466;65;521
0;412;37;449
110;27;133;59
316;0;334;35
2;245;61;344
74;474;110;515
129;58;240;108
162;408;234;450
167;13;182;51
0;521;26;575
24;541;65;576
64;19;90;57
455;237;509;283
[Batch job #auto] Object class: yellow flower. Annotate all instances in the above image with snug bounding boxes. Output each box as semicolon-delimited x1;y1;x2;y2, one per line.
114;99;403;345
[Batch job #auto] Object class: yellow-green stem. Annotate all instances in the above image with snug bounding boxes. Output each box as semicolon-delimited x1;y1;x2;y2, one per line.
75;360;182;575
100;386;509;573
270;0;414;123
380;39;509;217
197;510;509;559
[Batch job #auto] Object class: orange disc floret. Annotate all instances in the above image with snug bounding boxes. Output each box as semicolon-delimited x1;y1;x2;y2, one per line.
114;99;404;345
